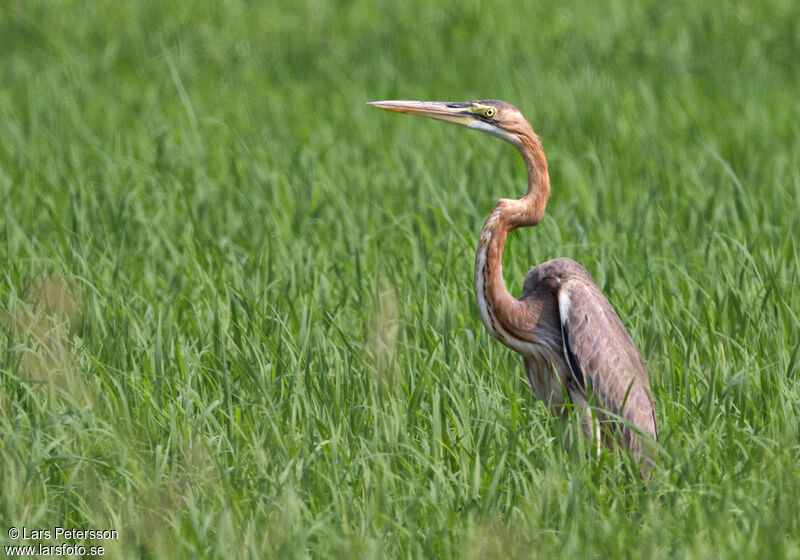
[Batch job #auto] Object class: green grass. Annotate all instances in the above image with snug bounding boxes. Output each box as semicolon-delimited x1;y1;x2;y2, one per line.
1;0;799;557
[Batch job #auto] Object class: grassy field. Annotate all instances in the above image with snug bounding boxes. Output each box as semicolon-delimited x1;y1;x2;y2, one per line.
1;1;799;557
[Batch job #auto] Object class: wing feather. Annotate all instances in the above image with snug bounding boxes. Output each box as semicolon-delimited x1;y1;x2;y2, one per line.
557;279;658;461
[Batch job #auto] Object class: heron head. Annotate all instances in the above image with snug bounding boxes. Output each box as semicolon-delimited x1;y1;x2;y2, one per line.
367;99;534;148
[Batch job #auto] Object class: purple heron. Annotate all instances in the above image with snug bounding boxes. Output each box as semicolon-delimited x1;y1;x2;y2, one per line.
369;99;658;470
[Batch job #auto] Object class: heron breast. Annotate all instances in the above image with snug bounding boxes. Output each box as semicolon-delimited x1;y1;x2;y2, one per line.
523;348;570;408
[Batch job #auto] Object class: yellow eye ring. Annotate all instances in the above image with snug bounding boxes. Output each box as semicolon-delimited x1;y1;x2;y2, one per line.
485;107;496;118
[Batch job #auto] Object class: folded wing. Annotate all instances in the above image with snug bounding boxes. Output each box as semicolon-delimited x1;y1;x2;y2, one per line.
557;278;658;464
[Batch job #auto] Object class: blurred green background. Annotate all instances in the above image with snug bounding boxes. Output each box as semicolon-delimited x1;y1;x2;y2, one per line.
1;1;799;558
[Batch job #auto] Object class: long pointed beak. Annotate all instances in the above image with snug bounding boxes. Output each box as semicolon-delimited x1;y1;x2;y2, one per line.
368;100;476;127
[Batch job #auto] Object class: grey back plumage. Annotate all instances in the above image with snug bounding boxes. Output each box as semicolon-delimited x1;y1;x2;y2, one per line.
522;258;658;465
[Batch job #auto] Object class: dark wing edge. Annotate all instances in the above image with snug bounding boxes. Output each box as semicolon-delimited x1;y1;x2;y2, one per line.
557;279;658;467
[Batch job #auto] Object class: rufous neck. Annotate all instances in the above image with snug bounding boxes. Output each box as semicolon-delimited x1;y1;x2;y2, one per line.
512;131;551;227
473;129;551;339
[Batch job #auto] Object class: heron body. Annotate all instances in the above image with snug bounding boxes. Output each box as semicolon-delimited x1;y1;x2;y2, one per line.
369;99;658;469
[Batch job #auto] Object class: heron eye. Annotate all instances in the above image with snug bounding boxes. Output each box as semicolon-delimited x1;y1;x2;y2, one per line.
485;107;496;118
